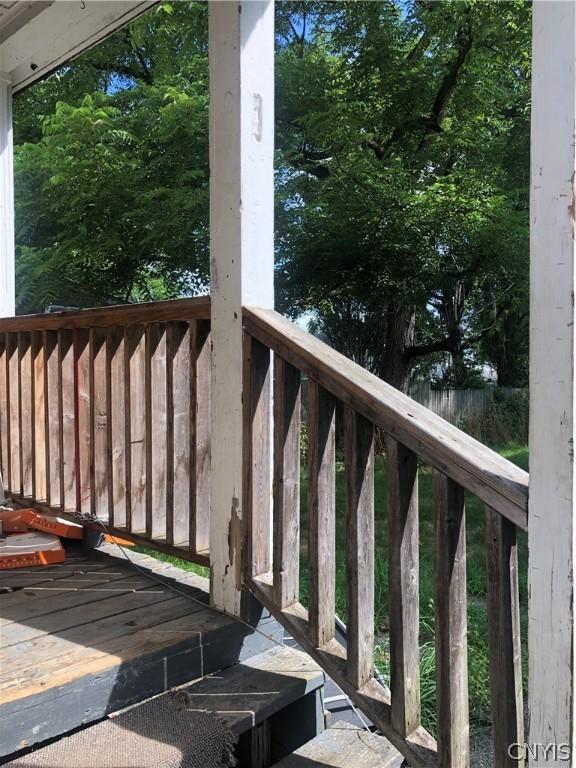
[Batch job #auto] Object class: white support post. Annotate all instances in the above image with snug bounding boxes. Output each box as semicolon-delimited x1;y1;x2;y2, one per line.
529;3;576;764
0;72;14;506
208;1;274;614
0;72;14;319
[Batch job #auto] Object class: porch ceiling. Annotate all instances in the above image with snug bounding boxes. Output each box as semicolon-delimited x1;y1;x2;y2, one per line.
0;0;157;93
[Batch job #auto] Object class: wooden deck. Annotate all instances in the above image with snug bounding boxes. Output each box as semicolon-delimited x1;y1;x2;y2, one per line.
0;543;280;759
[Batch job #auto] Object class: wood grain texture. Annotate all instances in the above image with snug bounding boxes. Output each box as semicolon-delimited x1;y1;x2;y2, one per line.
59;331;75;509
387;437;420;736
8;334;20;494
0;296;210;333
147;323;168;540
0;333;9;492
171;321;191;546
18;332;33;497
307;381;336;648
273;722;403;768
243;335;272;579
273;356;301;608
107;327;126;527
32;331;47;501
191;319;210;553
45;331;61;508
344;408;375;689
164;323;176;545
433;470;469;768
91;328;108;520
250;575;438;768
126;326;146;533
485;507;524;768
243;308;528;528
76;329;91;512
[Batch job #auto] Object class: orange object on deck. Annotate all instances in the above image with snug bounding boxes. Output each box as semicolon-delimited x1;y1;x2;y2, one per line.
0;508;32;533
0;532;65;568
20;509;84;540
103;534;135;547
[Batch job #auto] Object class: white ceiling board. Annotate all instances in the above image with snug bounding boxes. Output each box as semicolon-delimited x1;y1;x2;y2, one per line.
0;0;157;92
0;2;53;45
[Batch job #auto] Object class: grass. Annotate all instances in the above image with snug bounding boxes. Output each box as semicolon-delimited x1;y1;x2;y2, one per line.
141;440;529;736
298;441;529;734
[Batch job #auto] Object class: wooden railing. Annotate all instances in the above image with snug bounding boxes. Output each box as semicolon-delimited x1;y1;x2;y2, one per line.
0;297;211;565
242;306;529;768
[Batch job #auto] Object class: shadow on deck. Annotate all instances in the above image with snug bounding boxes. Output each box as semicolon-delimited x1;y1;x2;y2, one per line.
0;543;280;760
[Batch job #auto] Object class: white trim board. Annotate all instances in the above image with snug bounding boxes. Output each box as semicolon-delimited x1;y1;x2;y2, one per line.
0;0;157;93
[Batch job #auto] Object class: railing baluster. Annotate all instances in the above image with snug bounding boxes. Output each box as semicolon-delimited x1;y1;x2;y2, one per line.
345;407;375;689
32;331;47;502
273;357;301;608
126;325;146;533
147;323;168;540
433;469;469;768
107;327;126;528
0;333;8;493
191;319;211;552
243;335;272;578
387;437;420;736
59;329;76;511
307;380;336;648
170;321;191;546
45;331;61;509
165;323;175;546
19;332;33;497
8;333;21;495
0;298;211;563
486;507;524;768
77;329;91;513
91;328;108;520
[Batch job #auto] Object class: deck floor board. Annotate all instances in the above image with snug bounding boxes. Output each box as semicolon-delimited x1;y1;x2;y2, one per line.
0;544;281;758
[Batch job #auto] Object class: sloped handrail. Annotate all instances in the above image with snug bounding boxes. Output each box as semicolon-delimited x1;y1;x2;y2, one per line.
243;306;528;529
242;306;528;768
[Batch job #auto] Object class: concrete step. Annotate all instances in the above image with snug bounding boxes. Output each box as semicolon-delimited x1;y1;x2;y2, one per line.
272;721;404;768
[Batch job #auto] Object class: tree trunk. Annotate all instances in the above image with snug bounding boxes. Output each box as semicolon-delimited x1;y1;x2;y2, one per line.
382;303;416;393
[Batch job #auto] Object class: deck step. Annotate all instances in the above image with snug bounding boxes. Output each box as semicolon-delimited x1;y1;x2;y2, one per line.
134;644;324;736
4;646;325;767
272;721;404;768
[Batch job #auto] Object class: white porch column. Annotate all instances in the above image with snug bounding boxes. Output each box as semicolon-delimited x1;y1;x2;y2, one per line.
529;3;576;763
0;72;14;318
208;1;274;614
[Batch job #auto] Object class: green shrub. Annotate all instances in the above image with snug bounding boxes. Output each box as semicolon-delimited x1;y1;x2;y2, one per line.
460;388;528;446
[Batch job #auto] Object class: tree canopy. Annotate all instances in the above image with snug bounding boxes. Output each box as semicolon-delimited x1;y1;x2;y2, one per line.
13;0;531;389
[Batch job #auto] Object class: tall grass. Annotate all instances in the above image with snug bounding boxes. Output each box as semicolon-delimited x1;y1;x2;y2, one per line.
299;446;529;734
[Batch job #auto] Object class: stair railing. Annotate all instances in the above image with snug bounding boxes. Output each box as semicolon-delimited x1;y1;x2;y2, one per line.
0;297;211;564
242;306;528;768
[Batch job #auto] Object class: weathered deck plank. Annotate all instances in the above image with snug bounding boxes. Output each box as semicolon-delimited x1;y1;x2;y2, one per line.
0;546;281;758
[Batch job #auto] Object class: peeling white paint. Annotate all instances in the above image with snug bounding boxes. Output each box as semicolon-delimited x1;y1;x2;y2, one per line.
209;1;274;615
0;71;14;319
530;3;576;764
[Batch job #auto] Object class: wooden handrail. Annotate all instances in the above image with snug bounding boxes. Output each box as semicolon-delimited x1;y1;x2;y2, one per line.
0;300;211;567
0;296;211;333
243;306;528;530
242;306;528;768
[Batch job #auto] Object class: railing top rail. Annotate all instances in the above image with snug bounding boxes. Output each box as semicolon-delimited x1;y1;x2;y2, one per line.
244;306;528;530
0;296;211;333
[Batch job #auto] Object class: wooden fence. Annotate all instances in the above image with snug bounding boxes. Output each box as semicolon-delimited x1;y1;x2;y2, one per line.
410;382;527;425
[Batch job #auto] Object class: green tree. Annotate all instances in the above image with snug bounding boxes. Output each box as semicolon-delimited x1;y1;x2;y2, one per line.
14;1;209;312
276;0;531;390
